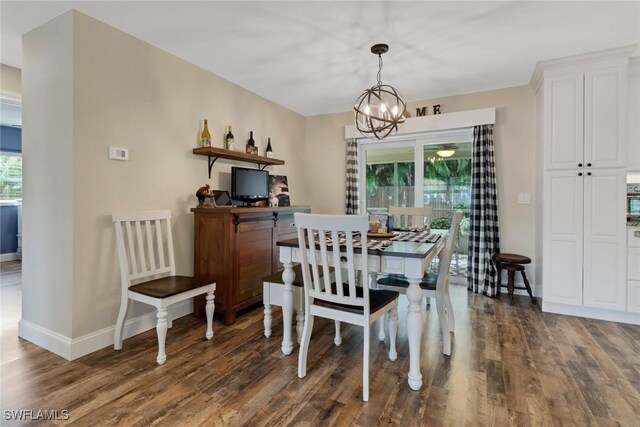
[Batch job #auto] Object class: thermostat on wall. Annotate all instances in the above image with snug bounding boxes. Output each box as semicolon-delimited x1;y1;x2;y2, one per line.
109;147;129;161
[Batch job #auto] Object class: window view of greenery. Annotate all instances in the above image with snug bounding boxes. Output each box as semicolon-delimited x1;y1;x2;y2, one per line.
0;154;23;201
366;162;415;209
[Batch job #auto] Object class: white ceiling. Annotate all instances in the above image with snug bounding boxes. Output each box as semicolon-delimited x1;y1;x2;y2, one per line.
1;1;639;116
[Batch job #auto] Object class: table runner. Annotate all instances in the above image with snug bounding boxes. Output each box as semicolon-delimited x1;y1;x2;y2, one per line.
313;230;441;251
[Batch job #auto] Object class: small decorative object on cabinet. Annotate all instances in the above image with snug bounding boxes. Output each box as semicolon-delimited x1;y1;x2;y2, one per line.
266;137;274;158
200;119;211;147
191;205;310;325
195;184;213;206
269;175;290;206
225;125;234;150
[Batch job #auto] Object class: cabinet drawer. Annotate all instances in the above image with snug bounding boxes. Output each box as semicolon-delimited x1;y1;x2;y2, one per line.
629;247;640;280
629;228;640;248
628;280;640;313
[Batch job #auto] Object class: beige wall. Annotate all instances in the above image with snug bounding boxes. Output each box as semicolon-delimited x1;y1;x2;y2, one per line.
304;86;537;287
1;63;22;93
23;10;308;340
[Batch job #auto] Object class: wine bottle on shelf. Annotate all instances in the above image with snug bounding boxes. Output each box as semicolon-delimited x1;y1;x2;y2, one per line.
225;125;234;150
246;131;256;154
266;137;273;158
200;119;211;148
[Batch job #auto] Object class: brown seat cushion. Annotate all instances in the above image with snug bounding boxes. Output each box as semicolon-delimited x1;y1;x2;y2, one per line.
129;276;208;299
493;253;531;264
315;283;399;314
262;264;331;287
376;273;438;290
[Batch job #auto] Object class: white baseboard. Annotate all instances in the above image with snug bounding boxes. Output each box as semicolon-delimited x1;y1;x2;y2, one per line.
542;301;640;325
18;299;194;361
0;252;19;262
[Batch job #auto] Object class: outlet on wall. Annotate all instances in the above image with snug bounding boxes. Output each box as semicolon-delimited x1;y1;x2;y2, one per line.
517;192;531;204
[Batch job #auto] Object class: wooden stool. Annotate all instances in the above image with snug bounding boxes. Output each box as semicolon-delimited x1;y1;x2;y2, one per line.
492;253;535;304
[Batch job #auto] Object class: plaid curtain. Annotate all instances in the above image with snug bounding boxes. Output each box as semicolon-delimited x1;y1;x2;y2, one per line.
468;125;501;296
345;139;359;214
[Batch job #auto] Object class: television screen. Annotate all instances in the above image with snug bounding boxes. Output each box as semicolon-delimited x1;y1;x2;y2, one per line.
231;167;269;204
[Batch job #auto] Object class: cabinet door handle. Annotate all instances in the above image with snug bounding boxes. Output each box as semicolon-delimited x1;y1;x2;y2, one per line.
578;172;583;176
587;172;592;176
578;163;583;167
587;163;592;167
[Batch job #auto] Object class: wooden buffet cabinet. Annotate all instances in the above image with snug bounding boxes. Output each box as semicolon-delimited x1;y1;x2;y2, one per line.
191;205;310;325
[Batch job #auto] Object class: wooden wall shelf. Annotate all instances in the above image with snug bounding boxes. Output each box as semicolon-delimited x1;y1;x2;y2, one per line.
193;147;285;178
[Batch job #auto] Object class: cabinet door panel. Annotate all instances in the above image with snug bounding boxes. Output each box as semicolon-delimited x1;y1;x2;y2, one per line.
543;171;583;305
584;67;626;168
583;168;627;310
544;74;584;170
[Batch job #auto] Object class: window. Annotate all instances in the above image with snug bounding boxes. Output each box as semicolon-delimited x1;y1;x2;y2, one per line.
359;131;473;278
0;153;22;201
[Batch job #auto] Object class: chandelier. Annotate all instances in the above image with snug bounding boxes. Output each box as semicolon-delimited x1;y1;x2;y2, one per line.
354;44;407;140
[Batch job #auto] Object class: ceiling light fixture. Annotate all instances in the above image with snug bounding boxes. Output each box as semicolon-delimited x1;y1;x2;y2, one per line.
436;145;456;158
354;44;407;140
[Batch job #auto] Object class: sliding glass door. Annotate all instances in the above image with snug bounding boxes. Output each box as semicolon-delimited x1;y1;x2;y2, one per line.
359;130;472;278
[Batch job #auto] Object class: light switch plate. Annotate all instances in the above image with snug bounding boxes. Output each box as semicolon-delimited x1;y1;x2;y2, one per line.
517;193;531;204
109;147;129;161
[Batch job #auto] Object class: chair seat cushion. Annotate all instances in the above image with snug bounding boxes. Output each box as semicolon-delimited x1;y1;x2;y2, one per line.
376;273;438;290
493;253;531;264
129;276;207;298
315;284;399;314
262;264;331;287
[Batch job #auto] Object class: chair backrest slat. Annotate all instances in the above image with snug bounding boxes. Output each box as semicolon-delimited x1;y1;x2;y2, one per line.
112;210;175;288
124;221;138;275
145;220;157;271
389;206;433;229
155;219;166;269
436;210;463;290
295;213;369;311
135;221;147;273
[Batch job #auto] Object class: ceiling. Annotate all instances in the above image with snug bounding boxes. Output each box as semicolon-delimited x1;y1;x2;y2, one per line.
1;1;639;117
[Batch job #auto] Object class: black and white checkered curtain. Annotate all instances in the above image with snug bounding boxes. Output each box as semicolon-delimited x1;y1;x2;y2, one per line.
468;125;501;296
345;139;359;214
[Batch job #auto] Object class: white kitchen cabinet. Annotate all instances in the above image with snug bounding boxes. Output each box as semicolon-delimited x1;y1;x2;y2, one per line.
582;168;627;310
543;66;626;171
542;171;584;305
534;46;635;324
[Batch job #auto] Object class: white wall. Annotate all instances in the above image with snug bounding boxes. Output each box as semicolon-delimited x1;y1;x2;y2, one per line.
22;10;308;345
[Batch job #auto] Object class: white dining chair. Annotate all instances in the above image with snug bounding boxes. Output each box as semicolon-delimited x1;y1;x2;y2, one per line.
295;213;399;402
389;206;433;230
377;210;463;356
262;264;336;352
112;210;216;365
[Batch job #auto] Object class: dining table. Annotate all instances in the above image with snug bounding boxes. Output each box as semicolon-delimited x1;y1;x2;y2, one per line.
276;229;448;391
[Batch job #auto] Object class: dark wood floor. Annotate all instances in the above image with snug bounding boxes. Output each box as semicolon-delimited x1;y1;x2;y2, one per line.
1;261;639;426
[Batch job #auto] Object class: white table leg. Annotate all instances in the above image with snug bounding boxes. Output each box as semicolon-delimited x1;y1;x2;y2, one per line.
406;277;423;390
281;262;295;355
